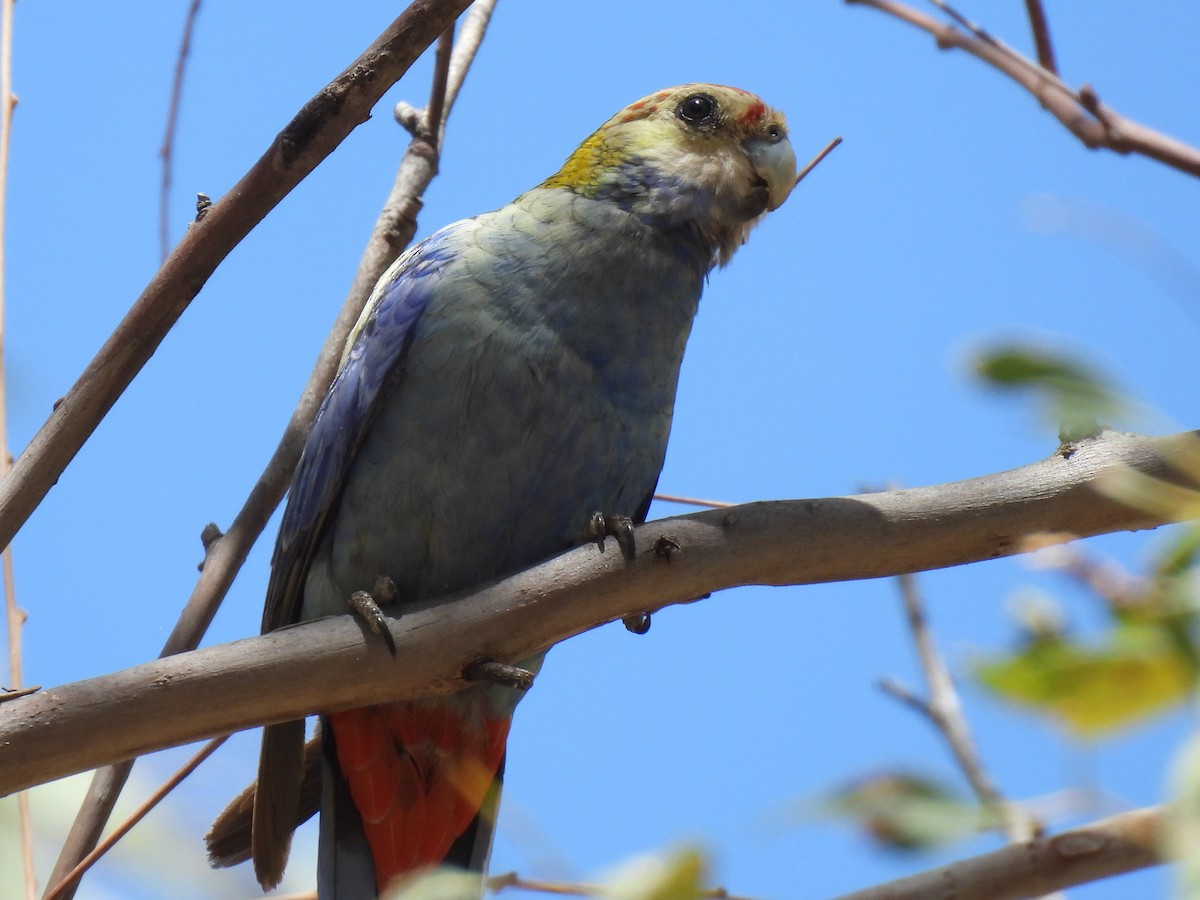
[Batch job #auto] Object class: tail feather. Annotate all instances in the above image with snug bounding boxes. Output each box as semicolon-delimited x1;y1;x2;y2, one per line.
252;718;307;889
318;724;377;899
326;699;511;894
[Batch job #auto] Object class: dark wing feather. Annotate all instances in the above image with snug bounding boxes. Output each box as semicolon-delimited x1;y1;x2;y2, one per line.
251;226;460;889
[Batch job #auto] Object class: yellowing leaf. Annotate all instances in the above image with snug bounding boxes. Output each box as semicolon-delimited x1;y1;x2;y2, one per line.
600;845;710;900
384;868;483;900
1168;729;1200;899
975;626;1194;737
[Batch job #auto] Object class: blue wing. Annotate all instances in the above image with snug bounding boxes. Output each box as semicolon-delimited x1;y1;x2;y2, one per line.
261;226;462;633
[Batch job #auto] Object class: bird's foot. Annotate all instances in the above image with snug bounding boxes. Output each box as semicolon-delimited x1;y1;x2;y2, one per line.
586;512;650;634
347;576;398;656
587;511;637;560
465;659;536;691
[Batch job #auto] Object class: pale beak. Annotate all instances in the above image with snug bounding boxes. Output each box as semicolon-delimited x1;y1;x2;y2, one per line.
746;133;798;211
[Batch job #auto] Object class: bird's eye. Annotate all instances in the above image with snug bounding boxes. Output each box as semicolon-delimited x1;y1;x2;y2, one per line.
766;123;785;143
677;93;717;126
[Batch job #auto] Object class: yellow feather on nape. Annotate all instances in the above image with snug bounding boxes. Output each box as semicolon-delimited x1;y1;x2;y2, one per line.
541;131;622;196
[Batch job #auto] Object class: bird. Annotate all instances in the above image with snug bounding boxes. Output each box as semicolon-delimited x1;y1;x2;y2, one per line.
216;83;796;898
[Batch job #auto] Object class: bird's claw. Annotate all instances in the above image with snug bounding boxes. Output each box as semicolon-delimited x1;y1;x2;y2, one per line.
587;511;637;560
465;659;536;691
347;576;398;656
587;512;648;632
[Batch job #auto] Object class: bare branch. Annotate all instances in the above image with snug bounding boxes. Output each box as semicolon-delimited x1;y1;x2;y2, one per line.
0;430;1193;795
487;870;756;899
42;737;226;900
1022;0;1058;75
846;0;1200;178
0;0;475;558
158;0;203;261
794;135;842;187
438;0;496;146
0;0;33;893
887;573;1040;843
834;805;1162;900
653;492;734;509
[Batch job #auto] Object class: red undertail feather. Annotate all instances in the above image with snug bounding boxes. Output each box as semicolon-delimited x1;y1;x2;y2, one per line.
328;702;510;892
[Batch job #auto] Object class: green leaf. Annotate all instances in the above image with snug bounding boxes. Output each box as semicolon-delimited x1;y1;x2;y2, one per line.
1168;729;1200;899
818;772;992;851
973;345;1126;441
975;625;1194;737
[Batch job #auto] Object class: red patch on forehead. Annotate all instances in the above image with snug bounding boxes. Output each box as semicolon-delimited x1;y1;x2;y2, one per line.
739;99;766;123
621;98;662;122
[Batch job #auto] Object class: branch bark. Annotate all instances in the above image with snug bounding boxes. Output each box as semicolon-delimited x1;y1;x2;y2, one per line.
0;430;1193;797
846;0;1200;178
0;0;473;556
834;805;1162;900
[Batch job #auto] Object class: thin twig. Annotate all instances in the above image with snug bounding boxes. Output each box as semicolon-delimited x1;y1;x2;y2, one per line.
794;135;843;187
42;737;227;900
381;0;496;273
1026;542;1149;610
0;684;38;702
0;0;32;895
1022;0;1058;75
882;573;1039;843
436;0;495;147
424;26;454;148
44;4;496;894
846;0;1200;177
653;492;734;509
834;805;1161;900
159;0;203;261
487;871;756;899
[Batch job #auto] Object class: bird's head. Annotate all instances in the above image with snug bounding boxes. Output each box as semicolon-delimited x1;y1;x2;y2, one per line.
542;84;797;266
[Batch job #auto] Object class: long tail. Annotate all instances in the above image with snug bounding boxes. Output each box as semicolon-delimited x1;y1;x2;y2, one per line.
321;696;511;896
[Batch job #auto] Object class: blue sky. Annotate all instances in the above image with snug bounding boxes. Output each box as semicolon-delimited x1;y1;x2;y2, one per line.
2;1;1198;898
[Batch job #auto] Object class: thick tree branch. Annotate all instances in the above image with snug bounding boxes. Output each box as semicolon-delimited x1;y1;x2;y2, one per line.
0;430;1193;796
846;0;1200;178
0;0;474;556
834;805;1162;900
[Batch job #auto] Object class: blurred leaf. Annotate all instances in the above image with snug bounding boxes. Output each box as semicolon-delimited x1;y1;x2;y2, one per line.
600;845;709;900
973;345;1126;441
1097;465;1200;524
1007;588;1069;643
818;772;992;851
385;868;485;900
1169;729;1200;899
1156;524;1200;581
975;625;1194;737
